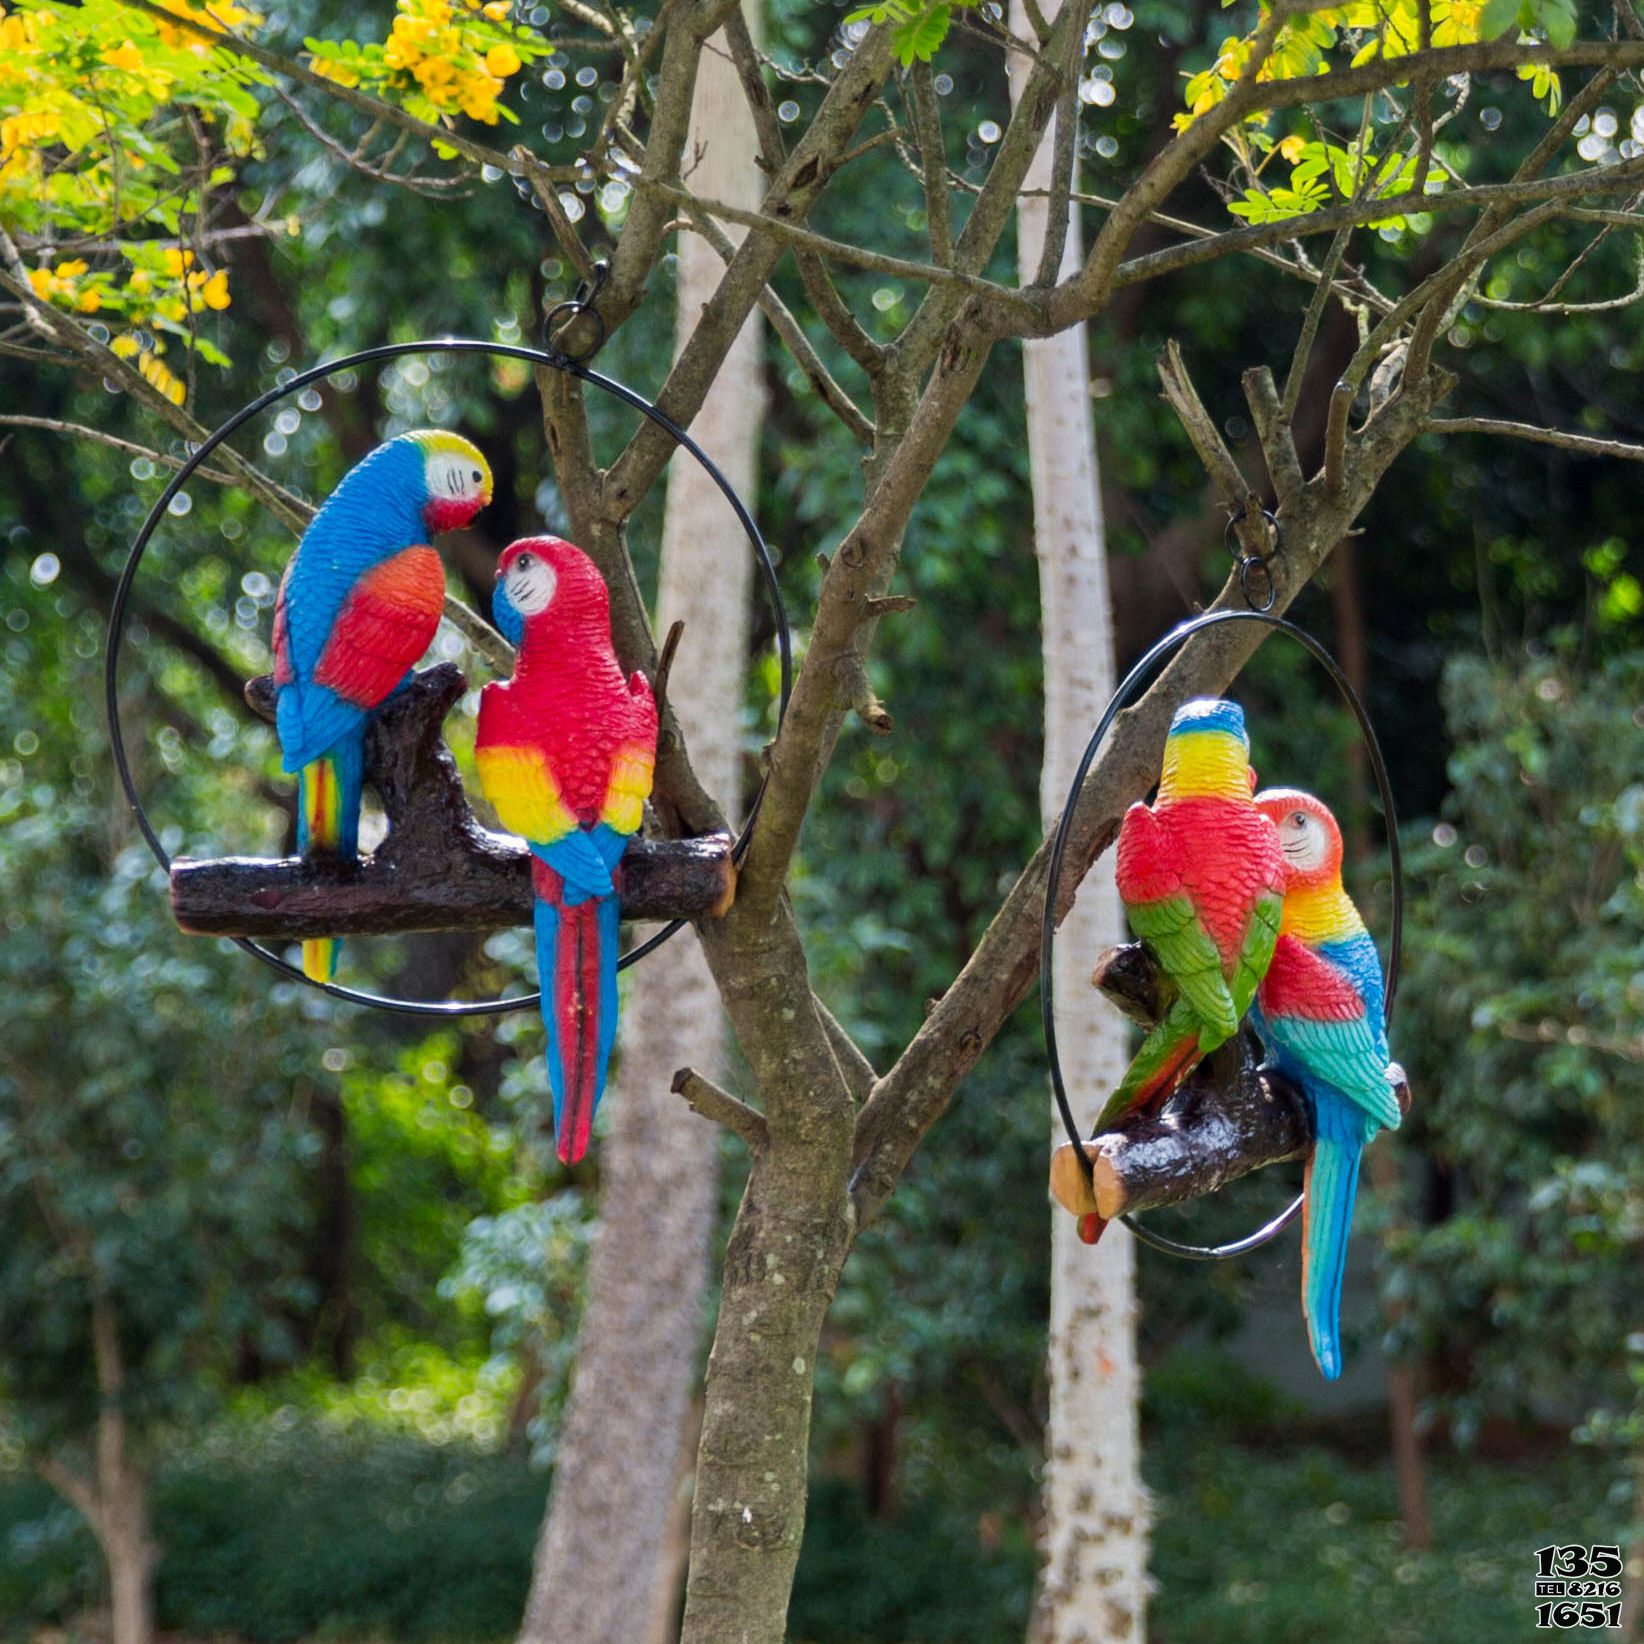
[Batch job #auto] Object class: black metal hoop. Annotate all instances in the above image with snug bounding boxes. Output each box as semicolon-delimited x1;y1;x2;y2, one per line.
1040;607;1403;1261
106;337;792;1018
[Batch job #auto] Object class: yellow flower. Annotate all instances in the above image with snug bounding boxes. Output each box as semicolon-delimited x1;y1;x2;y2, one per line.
201;269;230;310
27;266;54;298
310;55;362;88
162;246;195;276
156;297;186;322
482;0;512;17
484;42;519;76
77;286;102;313
1278;133;1306;162
54;258;88;277
111;333;141;358
1;109;61;158
129;269;153;294
100;39;144;72
461;79;500;121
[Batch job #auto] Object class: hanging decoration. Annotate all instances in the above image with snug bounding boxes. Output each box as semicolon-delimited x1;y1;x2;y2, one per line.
106;298;791;1021
1040;600;1408;1373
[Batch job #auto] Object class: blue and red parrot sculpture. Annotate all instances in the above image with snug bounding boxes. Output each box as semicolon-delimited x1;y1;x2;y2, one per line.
1251;788;1402;1380
474;537;658;1165
273;429;493;982
1085;698;1285;1243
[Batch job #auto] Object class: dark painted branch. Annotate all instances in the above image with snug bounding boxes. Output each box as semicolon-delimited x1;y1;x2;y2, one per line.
170;665;735;938
1050;941;1410;1222
1049;1017;1310;1222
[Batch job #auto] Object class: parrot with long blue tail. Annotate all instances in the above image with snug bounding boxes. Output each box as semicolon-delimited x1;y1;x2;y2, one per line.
1084;698;1285;1244
474;537;657;1165
1251;787;1402;1380
273;429;493;982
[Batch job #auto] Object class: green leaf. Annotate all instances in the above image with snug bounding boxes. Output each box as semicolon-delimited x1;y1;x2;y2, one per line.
898;3;951;64
1478;0;1522;41
1537;0;1576;49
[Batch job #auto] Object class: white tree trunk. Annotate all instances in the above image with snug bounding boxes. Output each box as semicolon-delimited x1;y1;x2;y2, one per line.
1009;15;1148;1642
517;16;763;1644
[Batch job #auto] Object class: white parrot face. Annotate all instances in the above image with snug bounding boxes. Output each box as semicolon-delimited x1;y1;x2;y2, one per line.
424;447;491;511
1275;806;1330;873
503;548;557;617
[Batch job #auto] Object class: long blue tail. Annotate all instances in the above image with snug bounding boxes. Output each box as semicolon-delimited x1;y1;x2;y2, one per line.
533;841;623;1165
295;731;364;983
1301;1094;1368;1381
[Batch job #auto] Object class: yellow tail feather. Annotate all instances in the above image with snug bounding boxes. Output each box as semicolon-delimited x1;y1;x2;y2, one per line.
302;937;339;983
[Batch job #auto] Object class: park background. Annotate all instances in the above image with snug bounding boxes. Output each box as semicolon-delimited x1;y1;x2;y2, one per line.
1;0;1642;1639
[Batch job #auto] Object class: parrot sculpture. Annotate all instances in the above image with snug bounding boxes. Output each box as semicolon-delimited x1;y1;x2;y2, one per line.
474;537;658;1165
1251;787;1402;1381
1085;698;1285;1243
273;429;493;983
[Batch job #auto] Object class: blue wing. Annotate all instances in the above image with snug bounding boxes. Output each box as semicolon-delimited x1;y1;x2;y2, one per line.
274;443;426;770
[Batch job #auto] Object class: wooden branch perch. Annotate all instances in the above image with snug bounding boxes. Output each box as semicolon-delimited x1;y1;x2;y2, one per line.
170;665;736;938
1049;942;1411;1223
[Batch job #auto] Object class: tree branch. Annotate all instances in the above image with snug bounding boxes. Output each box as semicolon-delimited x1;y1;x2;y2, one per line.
671;1067;769;1149
1423;416;1644;462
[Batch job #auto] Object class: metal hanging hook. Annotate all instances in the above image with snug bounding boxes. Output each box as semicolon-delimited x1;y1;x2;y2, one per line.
542;259;609;366
1224;508;1282;614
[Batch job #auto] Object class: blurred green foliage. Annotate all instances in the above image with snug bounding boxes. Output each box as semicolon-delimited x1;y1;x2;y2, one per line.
1392;647;1644;1450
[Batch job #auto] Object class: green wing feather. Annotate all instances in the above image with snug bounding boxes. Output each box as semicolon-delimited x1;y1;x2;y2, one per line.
1096;996;1204;1129
1231;888;1283;1018
1126;893;1239;1044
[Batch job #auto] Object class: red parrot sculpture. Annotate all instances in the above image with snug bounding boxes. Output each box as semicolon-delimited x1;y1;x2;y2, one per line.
474;538;658;1164
1084;697;1284;1243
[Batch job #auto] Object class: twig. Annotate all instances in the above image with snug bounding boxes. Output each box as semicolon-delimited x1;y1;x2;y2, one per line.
1422;416;1644;462
652;619;686;723
0;416;239;485
907;62;954;269
1157;340;1255;512
632;177;1035;317
670;1067;770;1148
1324;380;1353;491
675;212;876;442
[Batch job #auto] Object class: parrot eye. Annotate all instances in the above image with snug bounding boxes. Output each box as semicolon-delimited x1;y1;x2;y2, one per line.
1291;811;1306;827
471;469;483;485
516;553;534;570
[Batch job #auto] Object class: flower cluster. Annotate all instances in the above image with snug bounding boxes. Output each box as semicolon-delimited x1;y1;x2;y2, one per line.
306;0;544;128
0;0;260;396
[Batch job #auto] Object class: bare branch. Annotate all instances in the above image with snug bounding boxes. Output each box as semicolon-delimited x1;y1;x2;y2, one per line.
631;176;1034;314
677;213;875;443
907;62;954;268
670;1067;770;1149
0;415;239;485
1423;416;1644;462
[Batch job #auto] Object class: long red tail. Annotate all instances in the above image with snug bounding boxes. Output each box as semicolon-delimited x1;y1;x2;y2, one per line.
533;860;620;1164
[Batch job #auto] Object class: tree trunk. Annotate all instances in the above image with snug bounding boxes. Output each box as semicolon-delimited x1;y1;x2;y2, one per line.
1011;14;1148;1639
1330;541;1430;1552
517;9;763;1640
104;1470;157;1644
